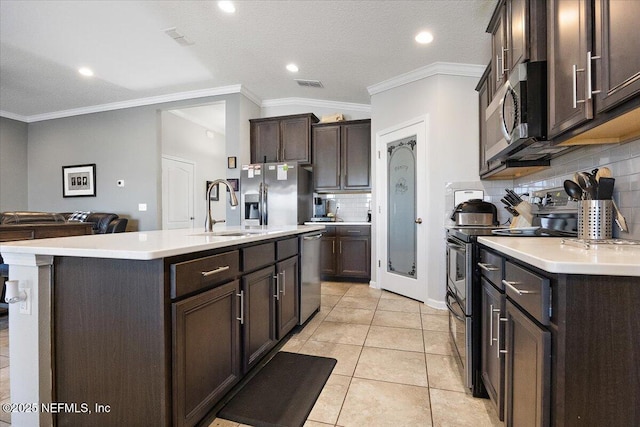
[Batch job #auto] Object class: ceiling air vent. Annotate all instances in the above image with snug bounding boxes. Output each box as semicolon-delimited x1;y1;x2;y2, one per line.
295;79;324;88
163;27;194;46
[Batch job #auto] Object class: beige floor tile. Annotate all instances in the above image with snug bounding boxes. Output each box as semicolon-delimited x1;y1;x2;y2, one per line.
380;290;408;300
325;307;374;325
334;296;379;310
310;322;370;346
430;388;503;427
0;356;8;370
299;340;362;376
0;398;11;424
377;298;421;313
208;418;240;427
281;336;308;352
372;310;422;329
364;325;424;353
336;378;432;426
304;421;334;427
321;294;342;309
294;312;326;340
321;282;352;296
307;374;351;425
0;331;8;358
422;314;449;332
343;285;382;299
0;367;10;401
426;354;466;393
423;330;453;356
421;304;448;316
354;347;428;387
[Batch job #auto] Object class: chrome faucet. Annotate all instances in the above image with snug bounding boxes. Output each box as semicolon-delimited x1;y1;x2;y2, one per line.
205;179;239;232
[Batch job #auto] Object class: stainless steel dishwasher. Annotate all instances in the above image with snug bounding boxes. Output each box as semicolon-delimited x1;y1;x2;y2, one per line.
299;231;322;324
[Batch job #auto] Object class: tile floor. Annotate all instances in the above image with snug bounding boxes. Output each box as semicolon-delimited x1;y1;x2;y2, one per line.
0;282;503;427
211;282;503;427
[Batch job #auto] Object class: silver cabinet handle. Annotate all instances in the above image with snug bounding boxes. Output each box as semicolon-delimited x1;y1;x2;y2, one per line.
347;230;362;233
303;233;323;240
201;265;230;277
587;50;601;99
236;291;244;324
501;46;509;74
498;317;508;356
273;274;280;301
496;54;501;83
339;241;342;254
489;304;495;346
478;262;499;272
332;240;335;254
502;280;537;295
280;271;286;296
572;64;586;108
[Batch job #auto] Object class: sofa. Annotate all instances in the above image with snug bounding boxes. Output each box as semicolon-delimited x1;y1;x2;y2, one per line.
0;211;128;234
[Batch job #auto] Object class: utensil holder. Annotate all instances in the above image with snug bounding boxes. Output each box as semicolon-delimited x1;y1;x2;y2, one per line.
577;200;612;240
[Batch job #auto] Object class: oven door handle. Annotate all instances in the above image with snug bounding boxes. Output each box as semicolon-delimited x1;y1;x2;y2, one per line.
445;291;466;322
445;240;466;251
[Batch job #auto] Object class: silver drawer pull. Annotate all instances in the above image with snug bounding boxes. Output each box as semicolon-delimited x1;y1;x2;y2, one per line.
237;291;244;324
347;230;361;234
502;280;537;295
201;265;230;277
478;262;499;272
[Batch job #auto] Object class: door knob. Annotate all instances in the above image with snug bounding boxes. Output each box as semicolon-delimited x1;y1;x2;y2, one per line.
415;218;422;224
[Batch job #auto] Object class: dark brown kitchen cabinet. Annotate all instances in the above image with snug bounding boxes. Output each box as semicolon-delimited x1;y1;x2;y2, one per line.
477;63;492;176
172;280;242;427
241;266;277;373
312;119;371;192
488;1;507;96
250;113;319;164
320;225;370;281
481;278;505;421
548;0;640;141
276;255;299;338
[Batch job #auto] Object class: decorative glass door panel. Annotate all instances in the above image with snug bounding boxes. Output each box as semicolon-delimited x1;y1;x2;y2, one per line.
387;136;417;278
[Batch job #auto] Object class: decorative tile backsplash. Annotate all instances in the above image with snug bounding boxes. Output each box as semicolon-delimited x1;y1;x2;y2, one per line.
320;193;372;222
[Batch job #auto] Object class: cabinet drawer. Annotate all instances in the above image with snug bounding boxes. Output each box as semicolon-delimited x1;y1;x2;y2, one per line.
171;251;240;299
337;226;370;237
243;243;275;272
277;237;298;261
504;261;550;325
478;249;504;288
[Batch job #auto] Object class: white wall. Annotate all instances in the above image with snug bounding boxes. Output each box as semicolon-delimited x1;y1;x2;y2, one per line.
261;99;371;121
0;117;28;211
371;73;480;306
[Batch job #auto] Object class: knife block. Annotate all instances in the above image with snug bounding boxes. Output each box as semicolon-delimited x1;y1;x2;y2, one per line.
511;201;533;228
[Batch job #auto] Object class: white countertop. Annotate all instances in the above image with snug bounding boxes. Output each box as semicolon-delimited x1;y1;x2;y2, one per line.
478;236;640;276
304;221;371;226
0;225;325;261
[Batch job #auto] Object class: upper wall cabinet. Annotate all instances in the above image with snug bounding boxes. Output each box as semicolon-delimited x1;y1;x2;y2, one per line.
487;0;546;97
312;119;371;192
250;113;319;164
548;0;640;142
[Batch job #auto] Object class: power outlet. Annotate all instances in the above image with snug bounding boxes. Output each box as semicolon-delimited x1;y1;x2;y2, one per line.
19;288;31;315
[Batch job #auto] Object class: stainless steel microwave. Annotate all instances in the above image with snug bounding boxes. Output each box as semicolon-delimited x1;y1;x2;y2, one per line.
485;61;547;162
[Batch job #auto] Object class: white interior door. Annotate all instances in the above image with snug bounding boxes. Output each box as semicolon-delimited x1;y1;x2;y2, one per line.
162;156;195;229
376;118;427;302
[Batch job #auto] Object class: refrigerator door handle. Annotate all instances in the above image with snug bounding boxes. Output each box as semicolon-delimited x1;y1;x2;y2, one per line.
261;183;268;225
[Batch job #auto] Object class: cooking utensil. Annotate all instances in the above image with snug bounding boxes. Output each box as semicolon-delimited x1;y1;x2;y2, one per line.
612;198;629;232
564;180;583;200
597;177;615;200
505;188;523;203
595;167;612;181
576;172;597;199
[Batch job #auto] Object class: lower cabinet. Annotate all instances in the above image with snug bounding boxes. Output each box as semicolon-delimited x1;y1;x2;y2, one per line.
276;256;299;338
172;280;242;427
503;300;551;427
480;278;505;420
320;225;371;281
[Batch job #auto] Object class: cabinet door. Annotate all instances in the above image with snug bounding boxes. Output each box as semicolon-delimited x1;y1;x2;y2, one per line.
593;0;640;113
504;301;550;427
242;266;277;372
276;256;299;338
548;0;592;139
312;125;341;191
281;116;312;164
172;280;241;427
507;0;526;71
481;279;505;421
337;236;370;278
342;121;371;190
490;3;508;96
478;64;491;176
251;120;280;163
320;236;337;276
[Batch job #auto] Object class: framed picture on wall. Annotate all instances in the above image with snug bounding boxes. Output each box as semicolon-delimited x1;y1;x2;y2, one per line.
62;164;96;197
206;181;219;201
227;178;239;192
227;156;237;169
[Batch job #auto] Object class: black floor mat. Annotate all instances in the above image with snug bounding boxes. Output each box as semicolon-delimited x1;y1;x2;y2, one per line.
218;351;337;427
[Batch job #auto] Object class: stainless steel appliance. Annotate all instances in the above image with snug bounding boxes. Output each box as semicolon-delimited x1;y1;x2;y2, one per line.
450;199;498;226
299;231;322;324
485;61;548;162
240;162;312;226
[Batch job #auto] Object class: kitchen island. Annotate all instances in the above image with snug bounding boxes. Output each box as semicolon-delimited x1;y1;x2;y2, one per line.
476;236;639;426
0;225;324;427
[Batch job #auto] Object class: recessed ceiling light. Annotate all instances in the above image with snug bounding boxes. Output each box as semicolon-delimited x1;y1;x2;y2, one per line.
286;64;299;73
415;31;434;44
78;67;94;77
218;1;235;13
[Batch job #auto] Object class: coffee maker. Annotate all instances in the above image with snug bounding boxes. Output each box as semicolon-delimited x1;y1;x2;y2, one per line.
313;197;326;218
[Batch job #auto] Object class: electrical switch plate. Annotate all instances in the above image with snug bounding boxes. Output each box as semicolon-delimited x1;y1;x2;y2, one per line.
19;288;31;315
138;203;147;211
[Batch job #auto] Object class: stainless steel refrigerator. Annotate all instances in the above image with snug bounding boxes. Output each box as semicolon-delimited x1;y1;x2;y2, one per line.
240;162;312;226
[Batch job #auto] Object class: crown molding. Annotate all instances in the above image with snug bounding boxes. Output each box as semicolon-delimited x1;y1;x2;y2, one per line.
0;110;30;123
239;86;262;107
2;85;249;123
261;97;371;113
367;62;486;96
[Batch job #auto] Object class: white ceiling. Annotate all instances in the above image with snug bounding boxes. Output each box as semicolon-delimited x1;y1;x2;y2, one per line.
0;0;494;121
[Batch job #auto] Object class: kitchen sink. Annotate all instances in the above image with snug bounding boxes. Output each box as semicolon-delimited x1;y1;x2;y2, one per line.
190;229;272;237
